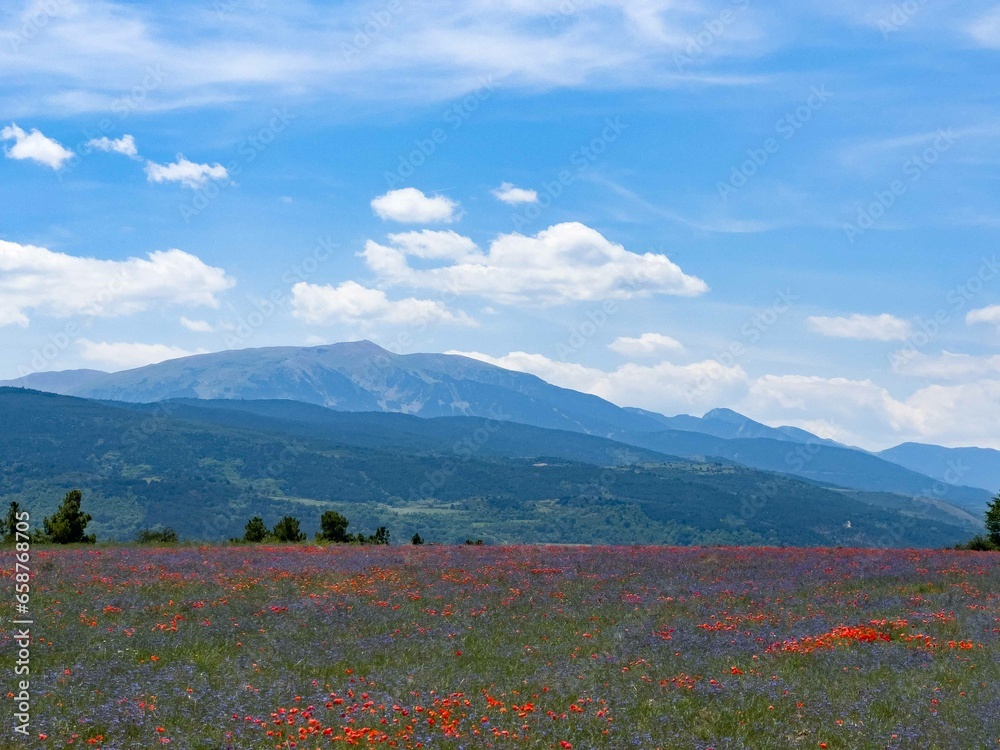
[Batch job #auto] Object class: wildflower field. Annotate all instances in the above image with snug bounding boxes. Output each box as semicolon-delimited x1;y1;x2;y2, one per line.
2;545;999;749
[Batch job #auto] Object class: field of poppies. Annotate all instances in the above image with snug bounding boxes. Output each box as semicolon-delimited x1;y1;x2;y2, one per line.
2;544;998;749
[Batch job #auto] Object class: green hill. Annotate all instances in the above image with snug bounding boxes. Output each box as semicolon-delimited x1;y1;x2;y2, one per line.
0;388;982;547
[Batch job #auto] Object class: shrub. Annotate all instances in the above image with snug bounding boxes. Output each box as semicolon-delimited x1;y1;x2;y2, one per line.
135;527;179;544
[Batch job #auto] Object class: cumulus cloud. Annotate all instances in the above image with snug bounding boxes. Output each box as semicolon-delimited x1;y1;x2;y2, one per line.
449;346;1000;449
609;332;683;357
806;313;912;341
966;304;1000;327
370;188;459;223
290;280;475;326
180;316;215;333
742;374;1000;450
0;239;234;327
1;123;73;169
145;154;229;189
491;182;538;205
363;222;708;306
86;134;139;158
447;349;748;415
77;339;209;371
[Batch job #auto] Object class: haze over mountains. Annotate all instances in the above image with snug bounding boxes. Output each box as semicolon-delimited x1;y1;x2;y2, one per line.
2;341;997;527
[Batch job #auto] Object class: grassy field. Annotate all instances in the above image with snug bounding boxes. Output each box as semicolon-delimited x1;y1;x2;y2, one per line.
1;544;998;749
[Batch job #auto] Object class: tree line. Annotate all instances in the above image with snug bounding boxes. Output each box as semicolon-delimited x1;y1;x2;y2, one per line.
238;511;393;545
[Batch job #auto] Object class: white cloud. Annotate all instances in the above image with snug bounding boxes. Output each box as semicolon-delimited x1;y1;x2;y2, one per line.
967;304;1000;327
145;155;229;189
491;182;538;205
290;280;475;326
806;313;912;341
86;134;138;158
890;350;1000;380
2;0;768;119
370;188;459;223
0;123;73;169
447;349;748;415
448;346;1000;450
0;239;234;327
77;339;209;371
180;316;214;333
742;374;1000;450
968;7;1000;48
363;222;708;306
609;332;683;357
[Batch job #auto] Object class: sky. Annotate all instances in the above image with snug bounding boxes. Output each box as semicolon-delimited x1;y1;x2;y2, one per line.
1;0;1000;450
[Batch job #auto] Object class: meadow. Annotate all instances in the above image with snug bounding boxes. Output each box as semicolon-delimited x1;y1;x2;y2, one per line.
1;545;998;749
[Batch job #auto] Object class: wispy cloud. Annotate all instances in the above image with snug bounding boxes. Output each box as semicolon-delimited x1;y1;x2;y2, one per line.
86;134;139;159
807;313;912;341
145;154;228;189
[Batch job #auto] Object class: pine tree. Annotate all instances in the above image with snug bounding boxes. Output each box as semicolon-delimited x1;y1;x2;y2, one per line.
985;492;1000;547
317;511;350;542
272;516;306;543
243;516;270;543
41;490;95;544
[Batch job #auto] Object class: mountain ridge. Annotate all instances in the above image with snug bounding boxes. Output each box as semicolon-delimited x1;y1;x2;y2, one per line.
0;341;992;510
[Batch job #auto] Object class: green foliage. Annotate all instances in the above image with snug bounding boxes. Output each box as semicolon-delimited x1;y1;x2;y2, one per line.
0;388;985;548
960;534;998;551
985;492;1000;546
243;516;271;543
317;510;351;542
465;539;484;545
411;532;424;545
1;501;20;543
370;526;390;545
272;515;306;543
135;527;179;544
957;491;1000;550
41;490;95;544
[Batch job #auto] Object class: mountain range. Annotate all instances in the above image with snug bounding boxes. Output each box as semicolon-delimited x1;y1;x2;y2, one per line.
0;340;996;545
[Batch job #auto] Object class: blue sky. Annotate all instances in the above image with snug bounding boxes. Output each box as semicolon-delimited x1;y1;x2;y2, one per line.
2;0;1000;449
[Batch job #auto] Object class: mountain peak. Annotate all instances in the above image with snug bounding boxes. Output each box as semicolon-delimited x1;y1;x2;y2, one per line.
313;339;388;354
703;407;754;425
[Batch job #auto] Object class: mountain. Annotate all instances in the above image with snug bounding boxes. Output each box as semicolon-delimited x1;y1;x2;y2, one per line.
624;406;844;446
128;397;675;468
879;443;1000;495
2;341;670;434
2;341;990;510
0;388;982;547
613;431;990;512
0;368;109;393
